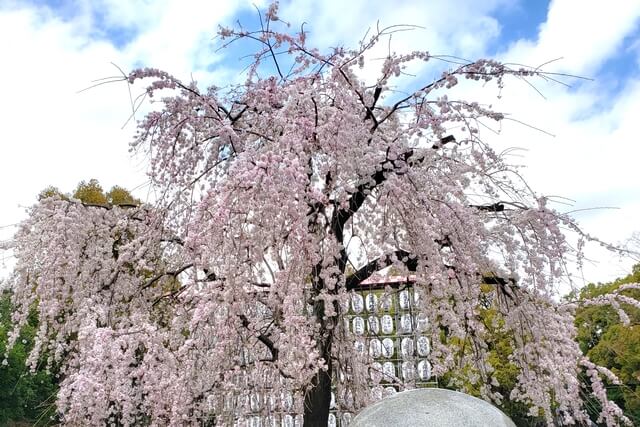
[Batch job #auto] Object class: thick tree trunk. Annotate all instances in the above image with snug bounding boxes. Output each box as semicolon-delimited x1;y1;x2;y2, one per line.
303;363;332;427
302;227;342;426
302;280;333;427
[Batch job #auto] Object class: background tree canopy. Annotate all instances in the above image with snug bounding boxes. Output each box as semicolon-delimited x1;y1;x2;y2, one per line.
436;264;640;425
38;179;140;207
573;264;640;425
0;289;57;426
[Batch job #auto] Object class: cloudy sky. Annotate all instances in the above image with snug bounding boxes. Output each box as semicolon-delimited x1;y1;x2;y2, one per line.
1;0;639;286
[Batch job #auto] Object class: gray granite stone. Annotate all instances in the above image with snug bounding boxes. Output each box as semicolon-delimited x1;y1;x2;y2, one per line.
350;388;516;427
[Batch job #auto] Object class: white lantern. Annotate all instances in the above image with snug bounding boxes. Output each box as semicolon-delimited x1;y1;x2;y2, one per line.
399;290;410;309
400;313;412;333
415;313;429;332
282;415;294;427
382;362;395;381
352;316;365;335
351;293;364;313
250;392;261;412
369;338;382;358
281;392;293;411
413;288;420;304
370;362;383;383
417;336;430;356
401;337;414;358
381;338;394;358
379;293;392;311
367;315;380;334
381;315;394;334
342;413;352;425
365;293;378;312
418;360;432;381
402;361;415;381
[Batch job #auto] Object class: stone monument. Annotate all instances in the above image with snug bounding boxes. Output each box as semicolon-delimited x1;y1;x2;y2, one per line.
350;388;516;427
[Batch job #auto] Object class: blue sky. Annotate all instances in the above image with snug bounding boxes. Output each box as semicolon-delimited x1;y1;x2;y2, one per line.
1;0;639;285
492;1;550;48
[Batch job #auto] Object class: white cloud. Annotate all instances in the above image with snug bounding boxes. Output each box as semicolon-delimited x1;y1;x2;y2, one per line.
280;0;510;55
0;1;250;276
277;0;510;86
479;0;640;284
501;0;640;76
0;6;134;204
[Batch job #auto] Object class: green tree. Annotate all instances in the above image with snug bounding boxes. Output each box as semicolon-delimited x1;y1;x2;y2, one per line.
72;179;109;205
106;185;139;206
573;264;640;425
0;290;57;425
439;291;546;425
72;179;140;206
438;265;640;425
39;179;140;207
37;186;66;201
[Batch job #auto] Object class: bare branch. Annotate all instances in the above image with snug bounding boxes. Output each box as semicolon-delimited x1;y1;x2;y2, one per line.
140;264;194;292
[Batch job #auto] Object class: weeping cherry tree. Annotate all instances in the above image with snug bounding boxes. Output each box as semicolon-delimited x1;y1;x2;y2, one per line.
5;3;637;426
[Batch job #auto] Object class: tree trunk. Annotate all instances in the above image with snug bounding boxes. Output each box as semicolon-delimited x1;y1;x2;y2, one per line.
303;363;332;427
302;235;342;426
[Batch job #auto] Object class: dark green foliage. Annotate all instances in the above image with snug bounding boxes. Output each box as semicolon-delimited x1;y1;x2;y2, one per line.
0;291;57;425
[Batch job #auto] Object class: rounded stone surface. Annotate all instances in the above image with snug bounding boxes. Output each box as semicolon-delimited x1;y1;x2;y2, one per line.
350;388;516;427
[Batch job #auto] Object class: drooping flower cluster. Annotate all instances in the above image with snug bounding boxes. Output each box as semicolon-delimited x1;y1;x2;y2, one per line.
6;5;635;426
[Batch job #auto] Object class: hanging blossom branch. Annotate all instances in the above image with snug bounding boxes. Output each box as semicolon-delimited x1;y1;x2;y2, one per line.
580;283;640;326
